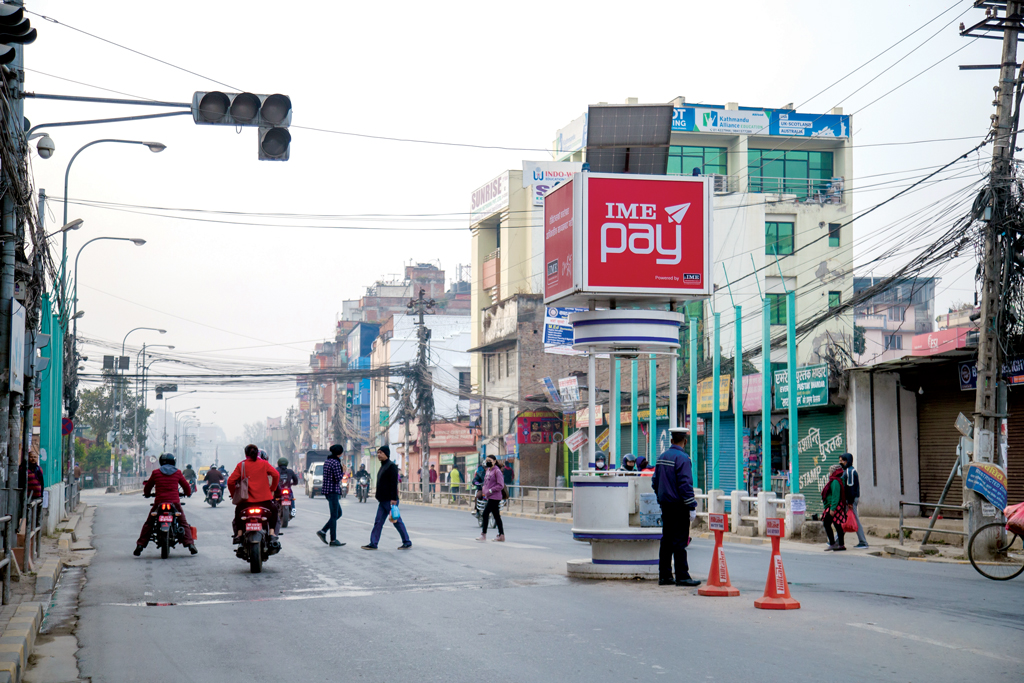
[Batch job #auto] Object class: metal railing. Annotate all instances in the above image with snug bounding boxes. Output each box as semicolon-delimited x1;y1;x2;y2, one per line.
397;482;573;517
24;497;42;572
747;175;844;203
65;479;80;515
898;500;968;546
0;513;11;605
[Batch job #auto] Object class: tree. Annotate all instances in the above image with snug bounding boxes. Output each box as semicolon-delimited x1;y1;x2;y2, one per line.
76;370;152;447
241;420;267;450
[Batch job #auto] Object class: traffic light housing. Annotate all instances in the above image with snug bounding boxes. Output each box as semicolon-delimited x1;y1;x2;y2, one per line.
0;5;36;66
192;91;292;161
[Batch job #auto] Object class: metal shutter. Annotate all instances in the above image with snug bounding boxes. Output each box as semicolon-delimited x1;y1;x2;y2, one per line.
916;381;971;516
1005;388;1024;507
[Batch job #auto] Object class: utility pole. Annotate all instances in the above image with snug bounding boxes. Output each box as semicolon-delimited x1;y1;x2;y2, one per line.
963;2;1023;550
408;288;435;503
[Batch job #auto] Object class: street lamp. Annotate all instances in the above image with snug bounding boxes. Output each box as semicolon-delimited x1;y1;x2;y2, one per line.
59;138;166;320
111;327;167;483
181;417;200;466
44;218;82;239
134;344;175;470
160;390;198;452
173;407;200;452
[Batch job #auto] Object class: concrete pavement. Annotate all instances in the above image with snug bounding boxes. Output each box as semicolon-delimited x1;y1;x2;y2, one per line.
49;489;1024;682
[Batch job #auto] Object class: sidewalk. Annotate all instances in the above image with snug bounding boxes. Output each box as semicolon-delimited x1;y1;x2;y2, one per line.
0;502;94;683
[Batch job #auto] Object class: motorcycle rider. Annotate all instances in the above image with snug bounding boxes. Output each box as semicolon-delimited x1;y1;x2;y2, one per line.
134;453;196;556
620;453;638;472
183;464;198;489
276;457;299;517
354;463;371;499
202;463;224;497
228;444;280;546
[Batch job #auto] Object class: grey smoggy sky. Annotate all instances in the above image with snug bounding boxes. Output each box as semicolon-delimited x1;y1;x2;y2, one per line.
24;0;992;439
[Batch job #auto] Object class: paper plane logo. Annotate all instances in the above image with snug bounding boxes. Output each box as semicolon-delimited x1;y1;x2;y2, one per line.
665;203;691;224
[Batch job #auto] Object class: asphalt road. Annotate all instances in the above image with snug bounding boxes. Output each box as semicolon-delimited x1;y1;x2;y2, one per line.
74;489;1024;682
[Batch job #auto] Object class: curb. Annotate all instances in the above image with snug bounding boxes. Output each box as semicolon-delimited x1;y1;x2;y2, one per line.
118;489;143;496
34;558;63;595
0;602;44;683
399;500;573;524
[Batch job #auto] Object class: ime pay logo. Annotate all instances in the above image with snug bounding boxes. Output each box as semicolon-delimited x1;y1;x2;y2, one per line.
599;202;689;265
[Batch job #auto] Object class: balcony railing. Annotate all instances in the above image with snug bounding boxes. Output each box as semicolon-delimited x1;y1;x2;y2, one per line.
747;175;844;203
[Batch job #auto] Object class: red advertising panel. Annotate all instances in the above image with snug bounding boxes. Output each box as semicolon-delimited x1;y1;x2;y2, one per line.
912;327;970;356
544;180;575;301
585;175;710;294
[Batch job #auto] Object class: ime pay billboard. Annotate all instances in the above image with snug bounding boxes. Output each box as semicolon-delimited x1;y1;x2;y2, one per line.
543;173;713;307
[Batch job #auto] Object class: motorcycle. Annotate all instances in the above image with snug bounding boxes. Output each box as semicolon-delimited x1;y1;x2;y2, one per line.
146;498;189;559
236;504;280;573
279;487;293;528
205;483;223;508
341;479;349;499
356;479;369;503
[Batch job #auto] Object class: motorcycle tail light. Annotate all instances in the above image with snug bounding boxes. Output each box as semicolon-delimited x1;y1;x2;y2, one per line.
247;508;262;515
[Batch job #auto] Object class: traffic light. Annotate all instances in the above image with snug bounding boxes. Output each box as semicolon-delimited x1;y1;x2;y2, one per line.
154;384;178;400
192;91;292;160
0;5;36;66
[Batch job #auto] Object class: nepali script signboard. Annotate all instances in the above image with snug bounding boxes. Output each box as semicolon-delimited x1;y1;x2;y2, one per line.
774;364;829;410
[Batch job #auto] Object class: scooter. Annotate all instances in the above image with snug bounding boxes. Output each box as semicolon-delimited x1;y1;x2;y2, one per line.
279;487;293;528
356;479;369;503
341;479;349;499
236;504;280;574
205;483;223;508
146;498;190;559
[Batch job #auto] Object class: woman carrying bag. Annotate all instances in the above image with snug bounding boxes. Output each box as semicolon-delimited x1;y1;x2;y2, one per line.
228;444;280;546
476;456;506;542
821;463;848;552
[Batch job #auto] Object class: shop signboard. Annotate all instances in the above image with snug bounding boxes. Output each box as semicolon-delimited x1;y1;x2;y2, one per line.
503;433;517;454
523;160;583;206
795;411;847;513
565;429;588;452
516;411;560;444
619;405;669;424
693;375;731;413
596;427;610;452
774;364;828;410
575;406;603;428
558;376;581;403
911;327;970;356
741;373;762;413
960;356;1024;390
470;171;509;223
671;107;849;138
426;422;478;448
965;462;1007;510
540;377;562;405
543;173;714;307
544;306;587;356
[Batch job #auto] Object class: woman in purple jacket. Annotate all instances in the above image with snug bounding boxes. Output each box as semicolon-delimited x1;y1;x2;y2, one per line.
476;456;505;542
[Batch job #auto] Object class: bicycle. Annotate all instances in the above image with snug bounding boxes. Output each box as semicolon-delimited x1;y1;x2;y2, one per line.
967;511;1024;581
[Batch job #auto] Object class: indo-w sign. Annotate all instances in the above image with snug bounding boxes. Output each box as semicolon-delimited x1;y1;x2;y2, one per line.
543;173;713;307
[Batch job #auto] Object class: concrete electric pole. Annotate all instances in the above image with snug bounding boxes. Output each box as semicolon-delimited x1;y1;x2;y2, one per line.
963;1;1023;550
408;288;435;503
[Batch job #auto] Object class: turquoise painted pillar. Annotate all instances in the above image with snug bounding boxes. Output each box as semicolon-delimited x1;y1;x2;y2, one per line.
712;312;721;490
689;304;699;481
612;357;620;467
648;354;656;463
787;291;799;494
630;359;638;456
762;297;771;493
734;305;743;493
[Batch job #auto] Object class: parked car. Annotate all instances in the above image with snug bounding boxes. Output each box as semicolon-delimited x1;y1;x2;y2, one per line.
306;463;323;498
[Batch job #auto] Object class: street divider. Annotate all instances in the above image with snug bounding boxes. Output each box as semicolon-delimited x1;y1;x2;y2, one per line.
754;518;800;610
698;513;739;597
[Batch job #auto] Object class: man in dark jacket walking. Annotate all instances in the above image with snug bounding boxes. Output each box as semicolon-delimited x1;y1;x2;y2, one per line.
651;428;700;587
362;446;411;550
840;453;868;548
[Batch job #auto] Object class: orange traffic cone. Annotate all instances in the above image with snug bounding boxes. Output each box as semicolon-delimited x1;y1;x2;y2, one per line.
699;513;739;597
754;518;800;610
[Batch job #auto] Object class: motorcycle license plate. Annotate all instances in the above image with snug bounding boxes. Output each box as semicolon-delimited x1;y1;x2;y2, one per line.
282;496;291;504
245;522;261;531
158;515;172;522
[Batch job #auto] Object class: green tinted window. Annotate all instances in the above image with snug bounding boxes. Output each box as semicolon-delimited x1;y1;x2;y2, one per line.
748;149;834;198
765;221;794;256
767;293;787;325
669;146;727;176
829;291;841;309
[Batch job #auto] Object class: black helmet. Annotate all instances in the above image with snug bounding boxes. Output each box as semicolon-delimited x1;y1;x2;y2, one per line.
278;457;289;468
185;464;193;469
159;453;176;466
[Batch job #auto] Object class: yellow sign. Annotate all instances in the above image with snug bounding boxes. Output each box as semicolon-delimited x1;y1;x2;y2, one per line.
619;406;669;425
596;427;610;451
576;407;604;428
692;375;731;413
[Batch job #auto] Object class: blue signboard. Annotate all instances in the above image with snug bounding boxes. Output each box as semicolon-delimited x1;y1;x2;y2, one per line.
965;463;1008;510
671;107;849;138
543;306;587;355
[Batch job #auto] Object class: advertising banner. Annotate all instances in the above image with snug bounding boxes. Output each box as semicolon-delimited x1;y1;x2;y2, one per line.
517;411;560;444
959;356;1024;391
565;429;588;452
558;377;581;403
523;160;583;206
693;375;731;413
470;171;509;223
9;300;24;394
741;373;763;413
544;306;587;355
543;173;713;307
774;364;829;410
576;407;603;428
671;107;849;138
540;377;562;406
912;327;970;356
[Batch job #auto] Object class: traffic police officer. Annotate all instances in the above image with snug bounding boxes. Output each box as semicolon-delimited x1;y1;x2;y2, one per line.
652;427;701;587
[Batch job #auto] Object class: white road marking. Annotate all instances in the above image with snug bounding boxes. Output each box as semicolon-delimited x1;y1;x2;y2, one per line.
847;623;1023;664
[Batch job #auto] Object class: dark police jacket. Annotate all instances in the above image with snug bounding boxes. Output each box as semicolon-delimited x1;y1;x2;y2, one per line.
651;444;696;508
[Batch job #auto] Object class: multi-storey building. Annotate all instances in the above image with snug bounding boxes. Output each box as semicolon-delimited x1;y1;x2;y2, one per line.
853;277;938;365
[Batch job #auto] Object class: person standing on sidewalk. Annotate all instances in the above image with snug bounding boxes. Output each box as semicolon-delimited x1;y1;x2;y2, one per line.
428;464;438;498
477;456;506;542
316;445;346;547
821;463;848;551
18;452;44;500
502;458;515;498
839;453;867;548
362;446;412;550
651;428;700;587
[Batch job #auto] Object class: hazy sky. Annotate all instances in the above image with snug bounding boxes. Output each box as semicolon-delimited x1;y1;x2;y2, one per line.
23;0;994;438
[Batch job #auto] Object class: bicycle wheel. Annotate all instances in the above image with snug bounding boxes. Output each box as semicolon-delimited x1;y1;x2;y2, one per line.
968;522;1024;580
